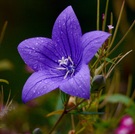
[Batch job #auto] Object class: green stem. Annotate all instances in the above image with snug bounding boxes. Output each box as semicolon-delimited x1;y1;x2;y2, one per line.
108;20;135;55
102;0;109;31
48;97;69;134
48;99;86;133
48;110;66;134
97;0;100;30
108;0;125;52
67;99;86;113
71;114;75;130
0;21;8;45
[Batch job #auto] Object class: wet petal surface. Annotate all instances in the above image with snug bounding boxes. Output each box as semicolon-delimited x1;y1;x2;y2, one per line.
22;71;64;103
60;64;90;99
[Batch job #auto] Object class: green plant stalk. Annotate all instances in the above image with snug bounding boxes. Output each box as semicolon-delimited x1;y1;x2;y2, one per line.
102;0;109;31
108;12;113;45
105;50;132;79
67;99;86;113
48;98;86;134
48;96;70;134
0;85;4;109
109;20;135;55
71;114;75;130
0;21;8;45
126;75;132;97
108;0;125;52
76;126;85;134
97;0;100;30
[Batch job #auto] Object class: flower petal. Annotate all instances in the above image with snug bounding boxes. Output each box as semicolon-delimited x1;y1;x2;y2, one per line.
52;6;82;65
82;31;111;64
59;64;90;99
18;37;61;71
22;71;64;103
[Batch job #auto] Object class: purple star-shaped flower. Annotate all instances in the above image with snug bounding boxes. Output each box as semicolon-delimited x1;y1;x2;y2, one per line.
18;6;110;103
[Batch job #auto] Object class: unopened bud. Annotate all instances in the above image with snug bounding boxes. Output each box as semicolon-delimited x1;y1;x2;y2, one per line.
32;128;42;134
91;75;106;92
67;96;76;108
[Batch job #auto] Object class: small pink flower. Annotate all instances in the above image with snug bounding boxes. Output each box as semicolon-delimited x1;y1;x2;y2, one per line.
120;115;134;128
115;115;135;134
115;126;130;134
107;25;114;30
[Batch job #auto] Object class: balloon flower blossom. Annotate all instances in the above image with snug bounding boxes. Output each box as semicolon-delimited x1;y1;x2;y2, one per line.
18;6;110;103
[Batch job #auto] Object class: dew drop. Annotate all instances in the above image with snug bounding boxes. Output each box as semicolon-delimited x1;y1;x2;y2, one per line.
83;92;86;96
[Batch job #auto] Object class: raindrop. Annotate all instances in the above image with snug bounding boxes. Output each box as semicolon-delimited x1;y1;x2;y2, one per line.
83;92;86;96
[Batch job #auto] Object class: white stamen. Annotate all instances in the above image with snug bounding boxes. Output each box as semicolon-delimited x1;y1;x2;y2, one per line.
68;56;74;65
57;56;75;79
57;67;67;70
71;68;75;77
64;70;70;79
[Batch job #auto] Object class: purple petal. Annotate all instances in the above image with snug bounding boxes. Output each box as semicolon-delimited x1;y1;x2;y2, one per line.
59;64;90;99
82;31;111;64
18;37;61;71
52;6;82;66
22;71;64;103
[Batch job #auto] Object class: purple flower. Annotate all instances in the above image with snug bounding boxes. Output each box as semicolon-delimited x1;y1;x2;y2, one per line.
18;6;110;103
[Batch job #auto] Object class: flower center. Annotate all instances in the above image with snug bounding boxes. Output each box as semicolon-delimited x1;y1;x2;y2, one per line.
57;56;75;79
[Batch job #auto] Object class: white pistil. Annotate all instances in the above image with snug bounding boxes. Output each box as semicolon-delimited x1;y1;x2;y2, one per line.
58;56;68;66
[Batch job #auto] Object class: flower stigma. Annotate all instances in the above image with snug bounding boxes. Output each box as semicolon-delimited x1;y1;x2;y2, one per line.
57;56;75;79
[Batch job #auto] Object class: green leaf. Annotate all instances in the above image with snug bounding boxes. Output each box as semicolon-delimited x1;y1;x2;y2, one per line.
100;94;133;106
46;110;64;117
69;110;104;115
105;57;114;64
0;59;13;71
60;90;70;105
0;79;9;84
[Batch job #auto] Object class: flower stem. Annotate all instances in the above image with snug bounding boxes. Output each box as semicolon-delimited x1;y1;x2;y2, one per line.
102;0;109;31
67;99;86;113
107;0;125;52
48;99;86;133
48;110;66;134
97;0;100;30
108;20;135;55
